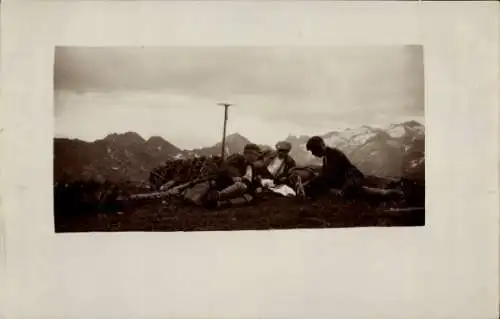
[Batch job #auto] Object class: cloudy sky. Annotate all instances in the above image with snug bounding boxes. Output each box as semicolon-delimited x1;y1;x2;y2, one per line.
54;46;424;149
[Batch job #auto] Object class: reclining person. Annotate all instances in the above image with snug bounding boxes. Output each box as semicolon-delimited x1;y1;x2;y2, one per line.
305;136;403;200
205;143;262;208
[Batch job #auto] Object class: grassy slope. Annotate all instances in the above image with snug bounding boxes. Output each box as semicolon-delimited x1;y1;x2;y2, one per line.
55;193;424;232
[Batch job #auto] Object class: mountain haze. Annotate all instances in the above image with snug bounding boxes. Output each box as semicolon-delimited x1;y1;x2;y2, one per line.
54;121;425;182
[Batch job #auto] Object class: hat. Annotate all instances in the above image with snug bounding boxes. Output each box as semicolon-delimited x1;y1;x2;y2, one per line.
275;141;292;152
243;143;261;154
306;136;324;151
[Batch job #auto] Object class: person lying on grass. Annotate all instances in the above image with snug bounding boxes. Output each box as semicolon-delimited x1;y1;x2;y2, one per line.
305;136;404;201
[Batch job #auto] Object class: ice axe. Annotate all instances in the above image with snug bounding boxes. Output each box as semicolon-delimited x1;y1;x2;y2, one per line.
116;177;211;202
295;176;307;200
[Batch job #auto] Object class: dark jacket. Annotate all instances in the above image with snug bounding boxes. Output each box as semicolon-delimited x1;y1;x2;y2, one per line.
221;153;252;178
215;153;260;192
322;147;364;188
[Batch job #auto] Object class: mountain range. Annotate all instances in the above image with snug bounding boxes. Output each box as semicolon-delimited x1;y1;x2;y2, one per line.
54;120;425;183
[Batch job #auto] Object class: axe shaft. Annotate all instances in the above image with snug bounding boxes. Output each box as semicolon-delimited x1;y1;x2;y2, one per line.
118;177;210;201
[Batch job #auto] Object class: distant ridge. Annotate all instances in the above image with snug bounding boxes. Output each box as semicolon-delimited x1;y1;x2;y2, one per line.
54;121;424;182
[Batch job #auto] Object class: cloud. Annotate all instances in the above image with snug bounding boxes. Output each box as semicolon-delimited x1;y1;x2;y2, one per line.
54;89;424;149
54;46;424;148
55;46;423;106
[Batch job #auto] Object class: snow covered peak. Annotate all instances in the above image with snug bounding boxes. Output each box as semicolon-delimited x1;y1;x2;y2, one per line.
386;124;406;138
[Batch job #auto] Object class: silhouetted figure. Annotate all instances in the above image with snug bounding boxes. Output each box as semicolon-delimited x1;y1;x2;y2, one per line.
305;136;403;201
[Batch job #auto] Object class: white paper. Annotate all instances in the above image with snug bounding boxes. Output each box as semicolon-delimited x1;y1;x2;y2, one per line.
269;184;296;197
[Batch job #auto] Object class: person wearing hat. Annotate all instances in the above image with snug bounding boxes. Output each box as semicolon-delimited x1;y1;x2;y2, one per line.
204;143;262;208
305;136;403;200
255;140;297;185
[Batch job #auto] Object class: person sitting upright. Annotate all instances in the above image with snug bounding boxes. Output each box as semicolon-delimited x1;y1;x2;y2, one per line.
205;143;262;208
255;141;297;185
305;136;364;198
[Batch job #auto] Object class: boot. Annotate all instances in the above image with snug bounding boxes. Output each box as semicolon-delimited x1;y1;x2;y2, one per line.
218;182;248;200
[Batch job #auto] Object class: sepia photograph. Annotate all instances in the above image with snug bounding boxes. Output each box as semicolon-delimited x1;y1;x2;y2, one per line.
53;46;425;232
4;1;498;318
